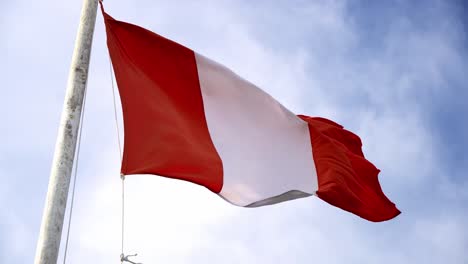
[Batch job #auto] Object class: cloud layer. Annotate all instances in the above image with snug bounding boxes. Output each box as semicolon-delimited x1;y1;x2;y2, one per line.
1;0;467;263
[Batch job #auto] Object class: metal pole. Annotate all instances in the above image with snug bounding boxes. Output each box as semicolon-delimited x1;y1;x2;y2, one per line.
34;0;98;263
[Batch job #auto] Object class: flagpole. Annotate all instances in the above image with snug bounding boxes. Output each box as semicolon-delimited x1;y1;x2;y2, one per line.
34;0;98;263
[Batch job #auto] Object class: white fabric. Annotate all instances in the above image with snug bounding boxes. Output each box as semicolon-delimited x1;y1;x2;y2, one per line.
195;53;318;206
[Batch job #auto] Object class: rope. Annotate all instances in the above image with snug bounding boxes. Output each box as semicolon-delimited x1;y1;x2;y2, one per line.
121;175;125;263
109;56;123;162
62;83;88;264
107;56;126;263
61;47;124;264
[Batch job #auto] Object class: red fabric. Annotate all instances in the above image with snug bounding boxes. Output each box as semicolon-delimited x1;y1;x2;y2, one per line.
102;7;223;193
299;115;400;222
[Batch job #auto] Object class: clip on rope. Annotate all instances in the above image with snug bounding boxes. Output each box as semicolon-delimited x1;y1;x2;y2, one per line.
120;253;142;264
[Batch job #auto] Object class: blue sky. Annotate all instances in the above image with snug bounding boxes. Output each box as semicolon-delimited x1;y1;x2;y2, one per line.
1;0;467;263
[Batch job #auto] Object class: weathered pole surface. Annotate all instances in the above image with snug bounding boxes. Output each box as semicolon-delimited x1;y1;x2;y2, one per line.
34;0;98;263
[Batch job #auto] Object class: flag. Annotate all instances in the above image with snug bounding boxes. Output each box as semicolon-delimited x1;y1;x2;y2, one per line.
101;4;400;222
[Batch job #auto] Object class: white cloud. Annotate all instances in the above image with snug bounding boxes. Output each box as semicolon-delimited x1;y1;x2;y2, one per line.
1;0;467;263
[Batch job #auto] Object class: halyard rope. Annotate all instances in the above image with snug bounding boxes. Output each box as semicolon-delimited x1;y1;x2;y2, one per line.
108;55;126;263
61;48;128;264
62;78;88;264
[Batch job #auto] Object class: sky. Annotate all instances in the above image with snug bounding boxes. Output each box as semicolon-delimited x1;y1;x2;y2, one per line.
1;0;468;263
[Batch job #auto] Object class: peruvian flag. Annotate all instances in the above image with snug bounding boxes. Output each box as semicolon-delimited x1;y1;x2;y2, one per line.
102;5;400;222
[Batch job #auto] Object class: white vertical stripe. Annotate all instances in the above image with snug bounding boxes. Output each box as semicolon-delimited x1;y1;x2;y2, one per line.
195;53;318;206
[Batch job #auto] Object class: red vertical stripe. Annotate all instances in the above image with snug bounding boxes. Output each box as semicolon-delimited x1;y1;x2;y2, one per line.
299;115;400;222
103;9;223;193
